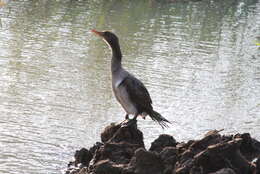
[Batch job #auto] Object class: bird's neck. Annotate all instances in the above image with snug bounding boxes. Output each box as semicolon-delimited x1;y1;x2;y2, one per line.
111;44;122;73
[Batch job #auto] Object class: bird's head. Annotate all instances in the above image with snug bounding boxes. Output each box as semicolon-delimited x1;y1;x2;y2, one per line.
91;30;119;49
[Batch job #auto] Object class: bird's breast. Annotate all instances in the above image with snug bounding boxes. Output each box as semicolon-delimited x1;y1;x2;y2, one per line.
113;85;137;115
112;70;126;88
113;78;123;88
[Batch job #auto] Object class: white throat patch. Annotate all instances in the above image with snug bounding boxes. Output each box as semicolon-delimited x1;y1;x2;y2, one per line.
103;39;112;51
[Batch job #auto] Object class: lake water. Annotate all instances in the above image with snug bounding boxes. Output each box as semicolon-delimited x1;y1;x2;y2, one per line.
0;0;259;173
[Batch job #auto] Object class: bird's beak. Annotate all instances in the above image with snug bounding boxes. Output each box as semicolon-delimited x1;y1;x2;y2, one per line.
91;29;104;37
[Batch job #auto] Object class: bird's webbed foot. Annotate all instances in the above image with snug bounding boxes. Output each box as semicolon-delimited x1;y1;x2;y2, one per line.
119;114;130;126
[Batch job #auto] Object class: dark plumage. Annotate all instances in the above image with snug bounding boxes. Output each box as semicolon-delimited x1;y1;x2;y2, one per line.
91;29;170;128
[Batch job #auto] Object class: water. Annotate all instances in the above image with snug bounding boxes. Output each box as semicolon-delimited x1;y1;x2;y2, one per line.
0;0;259;173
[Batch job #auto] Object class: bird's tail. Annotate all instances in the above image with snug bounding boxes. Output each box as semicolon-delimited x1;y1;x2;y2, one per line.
149;110;171;128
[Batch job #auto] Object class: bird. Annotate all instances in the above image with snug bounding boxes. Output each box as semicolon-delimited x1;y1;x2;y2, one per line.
91;30;170;128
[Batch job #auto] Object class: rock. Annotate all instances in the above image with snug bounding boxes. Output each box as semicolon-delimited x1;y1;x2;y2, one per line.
65;166;87;174
91;142;142;165
255;155;260;174
92;160;123;174
160;147;178;174
209;168;236;174
149;134;177;153
74;148;93;167
88;122;145;174
126;148;164;174
100;123;121;143
189;130;229;154
89;142;103;155
101;122;144;146
234;133;260;161
173;130;258;174
160;147;178;162
90;122;144;166
194;138;254;174
174;158;195;174
76;167;88;174
65;122;260;174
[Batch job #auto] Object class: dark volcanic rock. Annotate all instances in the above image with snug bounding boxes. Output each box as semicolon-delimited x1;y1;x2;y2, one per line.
92;142;142;165
66;148;93;173
91;122;144;165
88;122;144;174
189;130;230;154
209;168;236;174
256;155;260;174
101;122;144;146
173;130;258;174
194;138;254;174
89;142;103;156
160;147;178;174
234;133;260;161
149;134;177;153
100;123;121;143
74;148;93;167
126;148;164;174
65;123;260;174
92;160;124;174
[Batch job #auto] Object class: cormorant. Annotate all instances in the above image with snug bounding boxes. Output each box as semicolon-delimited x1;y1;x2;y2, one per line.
91;30;170;128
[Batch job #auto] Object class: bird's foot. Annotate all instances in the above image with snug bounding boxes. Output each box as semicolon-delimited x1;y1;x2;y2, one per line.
120;119;130;125
120;119;137;128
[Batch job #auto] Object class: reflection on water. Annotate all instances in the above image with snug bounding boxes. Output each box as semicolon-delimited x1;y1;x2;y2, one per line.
0;0;259;173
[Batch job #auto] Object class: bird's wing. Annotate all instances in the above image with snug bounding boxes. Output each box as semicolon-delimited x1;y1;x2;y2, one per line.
118;75;153;112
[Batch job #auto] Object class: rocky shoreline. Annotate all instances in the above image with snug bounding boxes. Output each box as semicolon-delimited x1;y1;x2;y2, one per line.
65;122;260;174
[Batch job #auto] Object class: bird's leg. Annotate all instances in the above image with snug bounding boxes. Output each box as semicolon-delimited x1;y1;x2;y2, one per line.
126;114;138;127
121;114;138;128
119;114;129;126
125;114;129;120
132;114;138;121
